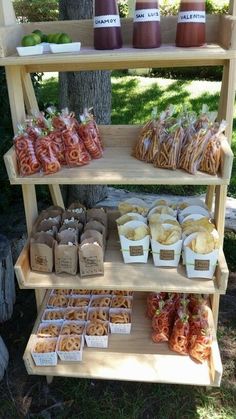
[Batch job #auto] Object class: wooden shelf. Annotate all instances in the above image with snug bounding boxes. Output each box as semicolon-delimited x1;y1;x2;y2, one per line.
15;212;229;294
23;292;222;386
1;44;235;72
4;125;233;186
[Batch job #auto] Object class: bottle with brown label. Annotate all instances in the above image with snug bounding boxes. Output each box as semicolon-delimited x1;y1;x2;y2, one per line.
176;0;206;47
94;0;123;50
133;0;161;49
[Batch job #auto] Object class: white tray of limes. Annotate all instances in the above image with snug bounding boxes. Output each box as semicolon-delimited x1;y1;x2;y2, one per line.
17;30;80;56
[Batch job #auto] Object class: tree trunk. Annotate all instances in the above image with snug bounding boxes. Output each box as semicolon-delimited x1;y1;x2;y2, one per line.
0;235;16;322
59;0;110;207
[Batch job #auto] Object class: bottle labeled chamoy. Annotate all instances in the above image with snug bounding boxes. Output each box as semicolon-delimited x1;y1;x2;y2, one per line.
94;0;122;50
133;0;161;48
176;0;206;47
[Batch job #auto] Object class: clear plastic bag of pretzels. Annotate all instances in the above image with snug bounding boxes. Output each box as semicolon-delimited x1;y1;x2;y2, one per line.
153;120;185;170
133;107;166;163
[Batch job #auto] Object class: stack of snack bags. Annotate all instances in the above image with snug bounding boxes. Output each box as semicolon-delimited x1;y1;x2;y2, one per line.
30;204;107;277
14;107;103;177
133;105;226;176
147;292;213;364
32;288;133;366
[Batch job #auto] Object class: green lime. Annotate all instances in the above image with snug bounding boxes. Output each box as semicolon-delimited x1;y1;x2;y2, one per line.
32;29;43;41
41;34;48;42
58;33;72;44
47;33;55;43
51;33;62;44
31;33;41;45
21;34;36;47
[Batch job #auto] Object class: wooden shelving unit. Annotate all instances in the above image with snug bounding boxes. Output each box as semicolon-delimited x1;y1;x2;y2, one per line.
1;0;236;386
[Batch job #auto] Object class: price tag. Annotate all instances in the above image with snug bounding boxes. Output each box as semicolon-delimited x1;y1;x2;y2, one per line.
129;246;144;256
194;259;210;271
160;250;175;260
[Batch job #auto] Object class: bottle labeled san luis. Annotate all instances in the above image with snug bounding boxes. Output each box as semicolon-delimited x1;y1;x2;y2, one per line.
94;0;122;50
176;0;206;47
133;0;161;48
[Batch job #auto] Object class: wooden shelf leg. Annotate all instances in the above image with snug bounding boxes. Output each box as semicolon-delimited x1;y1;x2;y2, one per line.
46;376;54;385
218;59;236;143
214;185;228;245
48;185;65;209
210;294;220;330
205;186;215;211
20;67;65;210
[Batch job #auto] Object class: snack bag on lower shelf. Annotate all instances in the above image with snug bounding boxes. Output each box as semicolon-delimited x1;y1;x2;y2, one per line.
151;298;175;343
188;315;212;363
146;292;166;319
169;311;190;355
79;109;103;159
14;132;41;176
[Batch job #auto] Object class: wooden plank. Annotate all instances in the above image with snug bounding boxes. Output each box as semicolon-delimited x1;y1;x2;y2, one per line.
0;0;16;26
205;186;215;211
0;45;235;71
4;140;233;186
214;185;228;244
0;25;23;57
218;59;236;142
48;185;65;209
219;15;236;50
5;66;25;133
21;67;39;114
229;0;236;16
22;292;222;386
22;184;38;234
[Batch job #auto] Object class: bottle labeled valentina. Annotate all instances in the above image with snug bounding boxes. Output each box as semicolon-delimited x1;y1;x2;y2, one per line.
133;0;161;48
176;0;206;47
94;0;122;50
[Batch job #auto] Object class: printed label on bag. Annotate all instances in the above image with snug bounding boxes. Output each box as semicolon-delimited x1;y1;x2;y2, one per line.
178;11;206;23
58;258;73;270
129;246;144;256
35;255;47;266
134;9;160;22
94;15;121;28
194;259;210;271
160;250;175;260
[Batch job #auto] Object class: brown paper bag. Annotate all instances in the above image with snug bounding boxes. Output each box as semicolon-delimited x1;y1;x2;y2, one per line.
30;232;55;273
84;220;106;244
55;230;78;275
63;209;86;225
59;223;83;236
80;230;103;248
33;220;58;237
86;208;108;228
79;238;104;277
